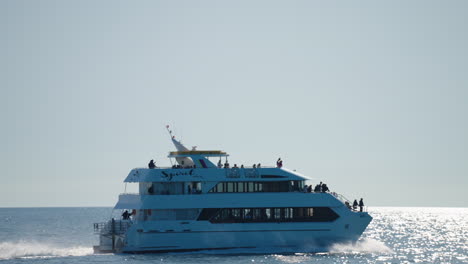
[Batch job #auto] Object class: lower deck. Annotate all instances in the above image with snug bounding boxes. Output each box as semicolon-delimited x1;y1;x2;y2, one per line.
95;208;372;253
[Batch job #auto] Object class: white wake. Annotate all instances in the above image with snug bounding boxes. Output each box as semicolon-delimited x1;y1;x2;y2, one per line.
0;241;93;260
329;238;393;254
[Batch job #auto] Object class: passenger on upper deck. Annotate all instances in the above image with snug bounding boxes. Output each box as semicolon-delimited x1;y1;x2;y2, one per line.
257;163;261;168
276;158;283;168
224;161;230;168
253;164;256;169
233;164;238;168
353;199;358;211
217;160;222;168
321;183;329;192
148;160;156;169
314;182;322;192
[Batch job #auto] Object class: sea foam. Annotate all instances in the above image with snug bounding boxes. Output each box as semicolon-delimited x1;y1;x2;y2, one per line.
0;241;93;260
329;238;393;254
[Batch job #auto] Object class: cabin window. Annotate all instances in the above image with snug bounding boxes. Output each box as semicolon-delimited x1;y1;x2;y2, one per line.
208;181;304;193
247;182;254;192
238;182;244;192
146;182;185;195
197;207;339;223
148;209;200;221
187;182;202;194
227;182;234;193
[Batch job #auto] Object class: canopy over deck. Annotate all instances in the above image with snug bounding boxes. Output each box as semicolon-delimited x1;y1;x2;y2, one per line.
168;150;228;158
165;125;228;168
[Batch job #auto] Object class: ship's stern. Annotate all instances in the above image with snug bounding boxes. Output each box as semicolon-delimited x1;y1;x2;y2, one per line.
93;219;132;253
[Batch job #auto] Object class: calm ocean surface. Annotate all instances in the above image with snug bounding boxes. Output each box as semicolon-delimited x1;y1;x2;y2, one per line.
0;207;466;264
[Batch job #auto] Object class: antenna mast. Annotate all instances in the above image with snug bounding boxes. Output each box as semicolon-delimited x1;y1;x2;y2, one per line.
166;125;174;139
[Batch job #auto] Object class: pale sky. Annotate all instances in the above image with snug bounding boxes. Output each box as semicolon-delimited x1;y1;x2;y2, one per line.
1;0;467;207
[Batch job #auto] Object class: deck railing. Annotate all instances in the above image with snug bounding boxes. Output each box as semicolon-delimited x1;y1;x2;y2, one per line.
331;192;351;203
93;219;132;235
330;192;368;212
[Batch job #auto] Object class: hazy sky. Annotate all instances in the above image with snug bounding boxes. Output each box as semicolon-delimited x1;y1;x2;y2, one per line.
1;1;467;207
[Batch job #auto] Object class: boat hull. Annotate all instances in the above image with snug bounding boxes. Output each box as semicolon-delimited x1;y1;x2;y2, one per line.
115;211;372;254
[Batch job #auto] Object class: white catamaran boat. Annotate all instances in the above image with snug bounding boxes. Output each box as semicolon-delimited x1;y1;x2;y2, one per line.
93;129;372;253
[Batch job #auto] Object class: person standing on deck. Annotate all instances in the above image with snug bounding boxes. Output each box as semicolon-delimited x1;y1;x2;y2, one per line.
359;198;364;212
353;199;358;211
276;158;283;168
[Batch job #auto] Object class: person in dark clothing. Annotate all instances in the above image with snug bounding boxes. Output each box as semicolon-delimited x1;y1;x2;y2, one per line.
314;184;320;192
359;198;364;212
307;185;312;193
148;160;156;169
276;158;283;168
353;199;358;211
321;183;329;192
122;210;130;220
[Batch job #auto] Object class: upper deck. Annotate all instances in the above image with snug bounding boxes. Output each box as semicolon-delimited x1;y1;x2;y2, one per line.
128;128;311;183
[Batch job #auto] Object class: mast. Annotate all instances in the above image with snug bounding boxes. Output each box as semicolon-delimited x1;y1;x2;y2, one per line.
165;125;224;168
166;125;194;166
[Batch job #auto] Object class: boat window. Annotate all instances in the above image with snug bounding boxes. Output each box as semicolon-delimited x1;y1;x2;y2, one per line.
238;182;244;192
187;182;202;194
146;182;185;195
274;208;282;219
147;209;200;220
208;181;305;193
265;208;271;219
142;182;203;195
227;182;234;193
197;207;339;223
248;182;254;192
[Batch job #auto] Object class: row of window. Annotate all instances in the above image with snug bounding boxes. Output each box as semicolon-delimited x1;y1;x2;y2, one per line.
197;207;339;223
209;181;304;193
137;209;200;221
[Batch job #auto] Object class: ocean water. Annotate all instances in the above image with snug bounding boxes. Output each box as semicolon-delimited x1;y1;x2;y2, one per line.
0;207;466;264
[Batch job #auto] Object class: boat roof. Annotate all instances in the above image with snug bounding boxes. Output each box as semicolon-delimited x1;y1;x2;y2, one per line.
168;150;228;158
126;126;312;182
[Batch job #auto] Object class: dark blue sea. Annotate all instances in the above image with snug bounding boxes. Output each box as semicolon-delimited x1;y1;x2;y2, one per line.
0;207;466;264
